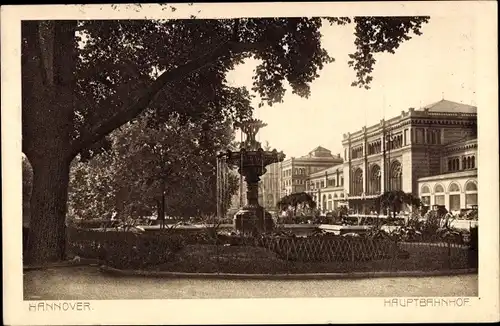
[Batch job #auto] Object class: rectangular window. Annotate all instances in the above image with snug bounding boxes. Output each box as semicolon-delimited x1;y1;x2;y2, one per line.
449;194;461;211
466;194;478;207
434;195;445;206
416;129;424;144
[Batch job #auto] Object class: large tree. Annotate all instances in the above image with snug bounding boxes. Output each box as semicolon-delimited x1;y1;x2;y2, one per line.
22;16;429;264
68;111;240;224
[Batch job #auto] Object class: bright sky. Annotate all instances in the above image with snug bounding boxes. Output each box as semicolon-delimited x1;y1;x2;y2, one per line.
226;16;476;158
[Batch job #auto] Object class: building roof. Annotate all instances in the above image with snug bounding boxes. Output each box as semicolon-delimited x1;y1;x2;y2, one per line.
300;146;334;159
417;169;477;182
419;99;477;114
309;146;331;154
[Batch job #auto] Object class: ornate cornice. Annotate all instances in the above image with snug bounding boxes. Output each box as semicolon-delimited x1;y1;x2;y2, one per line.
444;142;477;154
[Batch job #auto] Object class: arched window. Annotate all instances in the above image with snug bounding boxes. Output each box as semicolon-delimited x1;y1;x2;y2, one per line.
449;183;460;192
471;156;476;168
462;157;467;170
352;168;363;196
421;185;431;206
370;164;381;195
435;184;444;193
465;181;478;208
465;181;477;191
448;182;461;211
389;161;402;191
434;184;445;206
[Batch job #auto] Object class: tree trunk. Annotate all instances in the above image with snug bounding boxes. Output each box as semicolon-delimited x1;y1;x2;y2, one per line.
22;21;76;265
26;155;70;265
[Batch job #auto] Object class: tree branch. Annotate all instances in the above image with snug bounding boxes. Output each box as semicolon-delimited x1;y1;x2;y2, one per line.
70;39;268;159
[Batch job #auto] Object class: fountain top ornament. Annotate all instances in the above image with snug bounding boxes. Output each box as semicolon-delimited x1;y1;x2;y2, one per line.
234;119;267;151
217;118;285;171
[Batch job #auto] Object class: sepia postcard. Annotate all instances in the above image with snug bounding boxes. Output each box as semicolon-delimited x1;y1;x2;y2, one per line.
2;1;499;325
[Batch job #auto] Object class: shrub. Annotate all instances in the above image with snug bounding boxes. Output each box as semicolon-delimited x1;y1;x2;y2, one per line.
467;226;478;268
66;228;187;269
105;234;186;269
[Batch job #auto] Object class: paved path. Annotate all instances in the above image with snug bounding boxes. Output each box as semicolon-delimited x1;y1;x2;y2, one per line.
24;266;478;300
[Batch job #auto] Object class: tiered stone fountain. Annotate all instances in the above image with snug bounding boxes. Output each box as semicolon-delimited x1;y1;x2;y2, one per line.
217;119;285;234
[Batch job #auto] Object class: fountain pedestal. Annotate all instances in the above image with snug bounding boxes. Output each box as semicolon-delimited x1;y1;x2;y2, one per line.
234;205;274;234
234;172;274;233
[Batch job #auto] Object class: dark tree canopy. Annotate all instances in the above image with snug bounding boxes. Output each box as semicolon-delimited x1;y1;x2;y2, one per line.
278;192;317;212
377;190;422;218
21;16;430;264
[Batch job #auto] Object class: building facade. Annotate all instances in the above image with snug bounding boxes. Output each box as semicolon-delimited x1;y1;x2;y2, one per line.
306;164;347;213
340;99;477;214
257;146;343;212
417;137;478;213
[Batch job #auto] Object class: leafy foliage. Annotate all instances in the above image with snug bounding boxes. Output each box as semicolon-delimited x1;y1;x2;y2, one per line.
22;156;33;201
346;17;429;88
22;17;430;161
22;156;34;226
377;190;421;218
68;113;239;221
277;192;317;215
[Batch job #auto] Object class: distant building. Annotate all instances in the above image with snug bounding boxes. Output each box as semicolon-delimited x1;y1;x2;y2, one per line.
306;163;347;213
250;146;343;213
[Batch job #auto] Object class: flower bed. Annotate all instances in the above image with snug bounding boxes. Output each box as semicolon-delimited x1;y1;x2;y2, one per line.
66;227;476;274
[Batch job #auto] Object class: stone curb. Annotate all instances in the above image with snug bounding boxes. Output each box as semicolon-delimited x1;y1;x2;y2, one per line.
23;259;101;271
99;265;478;280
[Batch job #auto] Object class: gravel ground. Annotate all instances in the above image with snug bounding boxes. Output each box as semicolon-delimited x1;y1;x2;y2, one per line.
24;266;478;300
